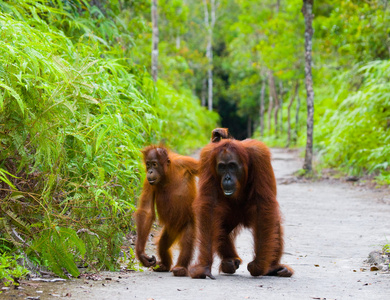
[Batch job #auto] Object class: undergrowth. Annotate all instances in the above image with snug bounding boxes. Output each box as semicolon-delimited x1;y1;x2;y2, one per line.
316;61;390;183
0;253;29;287
0;0;217;283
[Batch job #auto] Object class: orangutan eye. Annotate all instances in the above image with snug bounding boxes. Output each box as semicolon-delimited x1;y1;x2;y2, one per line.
228;163;238;171
217;163;226;172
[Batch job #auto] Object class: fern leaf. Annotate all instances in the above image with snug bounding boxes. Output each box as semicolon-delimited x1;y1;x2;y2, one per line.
31;227;85;278
4;210;31;233
0;82;25;115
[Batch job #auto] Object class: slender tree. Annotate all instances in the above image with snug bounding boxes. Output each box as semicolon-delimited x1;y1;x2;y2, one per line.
279;81;284;135
176;34;181;49
302;0;314;172
287;82;300;147
267;94;273;134
268;69;279;137
259;80;266;137
247;116;252;137
201;78;207;107
294;95;301;144
203;0;219;111
151;0;158;82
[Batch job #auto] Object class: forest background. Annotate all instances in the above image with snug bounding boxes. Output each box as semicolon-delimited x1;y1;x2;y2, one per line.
0;0;389;285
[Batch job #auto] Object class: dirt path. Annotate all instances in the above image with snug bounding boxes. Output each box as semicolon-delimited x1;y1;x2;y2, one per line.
5;148;390;299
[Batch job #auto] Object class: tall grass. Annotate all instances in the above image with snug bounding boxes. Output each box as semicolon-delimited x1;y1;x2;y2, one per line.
0;0;217;280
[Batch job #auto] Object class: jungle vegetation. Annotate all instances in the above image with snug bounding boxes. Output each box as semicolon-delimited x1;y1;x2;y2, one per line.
0;0;389;285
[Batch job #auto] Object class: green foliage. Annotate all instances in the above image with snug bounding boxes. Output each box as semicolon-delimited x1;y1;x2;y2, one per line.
0;169;18;190
1;0;388;280
31;227;85;278
155;81;219;153
317;60;390;176
315;0;390;64
0;0;216;278
375;171;390;186
124;246;143;272
224;0;390;181
0;253;29;287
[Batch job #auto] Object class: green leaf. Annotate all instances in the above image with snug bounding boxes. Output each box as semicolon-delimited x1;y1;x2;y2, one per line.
0;82;24;115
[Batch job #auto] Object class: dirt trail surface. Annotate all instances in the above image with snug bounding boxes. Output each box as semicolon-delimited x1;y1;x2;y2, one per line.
4;148;390;299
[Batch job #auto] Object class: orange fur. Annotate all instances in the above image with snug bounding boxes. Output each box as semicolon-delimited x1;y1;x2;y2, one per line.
135;145;198;276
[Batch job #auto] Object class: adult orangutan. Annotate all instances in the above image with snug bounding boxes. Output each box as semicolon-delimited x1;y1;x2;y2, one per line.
135;145;198;276
189;138;293;279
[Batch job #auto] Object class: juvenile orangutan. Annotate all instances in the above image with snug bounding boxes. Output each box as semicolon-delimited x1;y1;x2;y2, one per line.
135;145;198;276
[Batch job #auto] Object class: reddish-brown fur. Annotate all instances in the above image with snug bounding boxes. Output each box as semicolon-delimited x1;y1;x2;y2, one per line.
211;128;231;142
189;139;293;279
135;145;198;276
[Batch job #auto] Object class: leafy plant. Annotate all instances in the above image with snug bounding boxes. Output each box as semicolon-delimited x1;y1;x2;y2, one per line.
0;0;216;278
0;169;18;190
0;253;29;287
316;60;390;177
31;227;85;278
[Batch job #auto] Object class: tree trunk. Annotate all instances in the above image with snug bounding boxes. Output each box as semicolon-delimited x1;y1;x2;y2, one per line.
302;0;315;172
201;78;207;107
267;95;273;134
207;65;213;111
294;95;301;144
247;116;252;138
151;0;158;82
259;80;266;137
176;34;181;49
273;96;279;137
287;82;300;147
279;81;284;135
204;0;218;111
268;70;279;137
